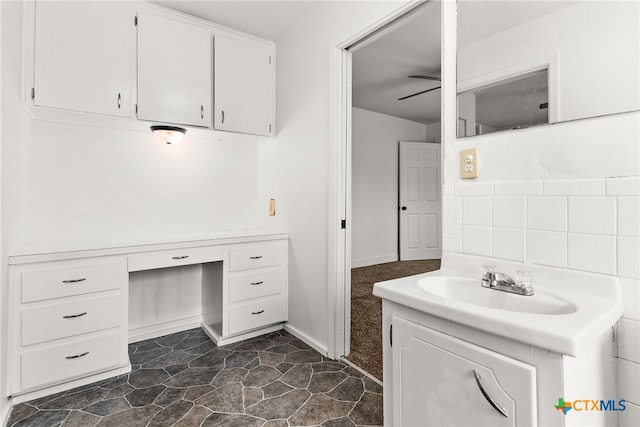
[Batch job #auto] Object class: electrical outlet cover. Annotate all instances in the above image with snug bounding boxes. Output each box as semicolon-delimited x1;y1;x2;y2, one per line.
460;148;478;179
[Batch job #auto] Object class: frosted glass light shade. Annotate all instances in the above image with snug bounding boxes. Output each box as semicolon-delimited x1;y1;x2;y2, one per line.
150;125;186;144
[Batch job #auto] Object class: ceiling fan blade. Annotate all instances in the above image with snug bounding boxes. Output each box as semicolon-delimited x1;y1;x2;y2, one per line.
408;75;441;81
397;86;441;101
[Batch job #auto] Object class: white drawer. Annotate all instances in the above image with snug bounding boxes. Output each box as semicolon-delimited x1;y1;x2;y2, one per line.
21;330;121;390
229;267;285;303
227;294;285;335
21;261;122;303
22;294;121;346
229;242;284;272
128;247;225;272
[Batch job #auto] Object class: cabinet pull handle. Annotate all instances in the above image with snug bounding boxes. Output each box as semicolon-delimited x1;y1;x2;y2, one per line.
249;256;263;260
62;278;86;284
172;255;189;260
117;93;122;109
251;310;264;315
473;370;508;418
65;351;89;360
221;110;225;124
250;281;264;286
63;312;87;319
201;105;204;119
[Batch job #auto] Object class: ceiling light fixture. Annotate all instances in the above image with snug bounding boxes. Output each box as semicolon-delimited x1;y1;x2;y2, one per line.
150;125;186;144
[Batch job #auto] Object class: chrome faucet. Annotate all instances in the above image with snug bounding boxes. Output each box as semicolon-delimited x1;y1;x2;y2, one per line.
481;266;534;296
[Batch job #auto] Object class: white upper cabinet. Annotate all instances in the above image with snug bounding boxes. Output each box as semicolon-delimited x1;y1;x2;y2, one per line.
214;36;274;136
137;12;212;128
33;1;133;117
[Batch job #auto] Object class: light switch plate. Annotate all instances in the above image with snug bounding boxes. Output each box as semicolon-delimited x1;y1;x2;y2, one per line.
269;199;276;216
460;148;478;179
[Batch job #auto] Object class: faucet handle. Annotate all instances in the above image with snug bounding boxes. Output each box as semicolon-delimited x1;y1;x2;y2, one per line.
482;265;497;273
515;270;532;288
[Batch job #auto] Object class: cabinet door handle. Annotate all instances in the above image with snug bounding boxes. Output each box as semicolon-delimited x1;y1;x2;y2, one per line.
65;351;90;360
62;278;86;284
251;310;264;315
221;110;225;124
172;255;189;260
250;281;264;286
473;370;508;418
117;93;122;109
201;105;204;119
63;312;87;319
249;256;263;260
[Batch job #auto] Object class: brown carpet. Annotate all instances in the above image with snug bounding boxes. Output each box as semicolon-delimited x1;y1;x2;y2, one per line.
347;259;441;381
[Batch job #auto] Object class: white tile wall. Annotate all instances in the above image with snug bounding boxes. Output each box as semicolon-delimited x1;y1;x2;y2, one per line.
462;225;491;256
492;228;525;262
568;233;617;275
462;197;491;226
527;197;567;231
619;197;640;237
526;230;567;267
441;177;640;413
618;237;640;279
492;197;525;228
568;197;616;235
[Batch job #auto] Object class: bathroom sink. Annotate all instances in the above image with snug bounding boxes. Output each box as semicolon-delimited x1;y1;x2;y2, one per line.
417;276;578;315
373;253;623;356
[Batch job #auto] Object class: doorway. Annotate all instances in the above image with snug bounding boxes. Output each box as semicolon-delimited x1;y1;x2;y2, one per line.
341;1;444;379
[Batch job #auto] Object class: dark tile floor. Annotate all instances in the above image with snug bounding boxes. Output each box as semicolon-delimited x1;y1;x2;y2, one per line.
7;328;383;426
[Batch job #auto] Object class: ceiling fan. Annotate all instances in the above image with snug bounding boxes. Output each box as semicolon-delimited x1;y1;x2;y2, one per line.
398;75;441;101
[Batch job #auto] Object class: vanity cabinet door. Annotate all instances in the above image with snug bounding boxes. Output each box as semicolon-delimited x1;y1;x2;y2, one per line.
137;12;212;127
392;316;536;426
214;35;273;136
33;1;133;117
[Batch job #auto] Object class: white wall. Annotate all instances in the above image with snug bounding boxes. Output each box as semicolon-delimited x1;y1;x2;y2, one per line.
259;1;413;352
458;1;639;123
0;1;5;424
351;107;426;268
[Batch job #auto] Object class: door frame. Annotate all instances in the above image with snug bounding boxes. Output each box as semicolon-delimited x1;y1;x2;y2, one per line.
326;0;457;360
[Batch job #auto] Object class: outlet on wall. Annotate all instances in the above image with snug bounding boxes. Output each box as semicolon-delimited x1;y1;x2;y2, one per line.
460;148;478;179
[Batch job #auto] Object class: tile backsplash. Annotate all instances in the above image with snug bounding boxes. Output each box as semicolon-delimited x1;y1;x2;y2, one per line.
442;177;640;423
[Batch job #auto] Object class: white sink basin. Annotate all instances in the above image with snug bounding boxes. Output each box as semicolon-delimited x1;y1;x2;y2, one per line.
373;253;623;356
417;276;578;315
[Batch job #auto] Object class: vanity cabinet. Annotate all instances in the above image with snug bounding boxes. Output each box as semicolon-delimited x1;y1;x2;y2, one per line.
392;316;536;426
214;36;274;136
136;12;212;127
32;0;133;117
8;258;129;395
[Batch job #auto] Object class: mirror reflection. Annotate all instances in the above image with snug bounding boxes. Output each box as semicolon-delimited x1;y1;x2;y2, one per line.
457;0;639;138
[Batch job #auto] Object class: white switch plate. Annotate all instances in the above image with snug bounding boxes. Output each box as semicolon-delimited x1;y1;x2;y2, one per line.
460;148;478;179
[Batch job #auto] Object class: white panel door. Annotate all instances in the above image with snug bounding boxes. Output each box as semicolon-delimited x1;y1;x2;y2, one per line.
34;1;132;117
214;35;273;136
399;142;441;260
137;12;212;127
393;316;537;426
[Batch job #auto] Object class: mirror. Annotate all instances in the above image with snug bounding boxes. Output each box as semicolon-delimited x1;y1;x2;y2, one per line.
456;0;639;138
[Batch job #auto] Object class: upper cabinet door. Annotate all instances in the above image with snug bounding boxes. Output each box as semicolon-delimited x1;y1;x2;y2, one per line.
137;13;212;128
33;1;133;117
214;36;273;136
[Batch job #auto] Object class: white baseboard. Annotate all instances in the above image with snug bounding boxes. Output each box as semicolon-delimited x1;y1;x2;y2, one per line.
283;324;328;357
128;316;202;344
351;254;397;269
1;399;12;427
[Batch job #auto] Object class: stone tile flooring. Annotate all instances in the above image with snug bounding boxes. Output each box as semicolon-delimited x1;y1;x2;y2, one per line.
7;328;383;426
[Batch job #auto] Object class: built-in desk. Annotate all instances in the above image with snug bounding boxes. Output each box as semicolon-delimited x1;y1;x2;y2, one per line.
7;232;288;402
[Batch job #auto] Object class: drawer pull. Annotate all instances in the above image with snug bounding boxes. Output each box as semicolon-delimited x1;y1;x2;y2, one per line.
62;278;86;284
249;256;263;260
172;255;189;260
62;312;88;319
474;370;508;418
251;310;265;315
65;351;89;360
250;281;264;286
